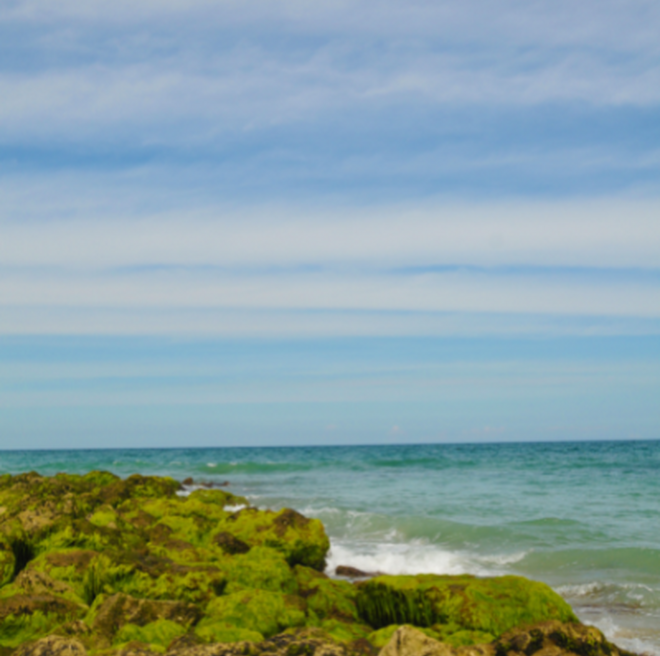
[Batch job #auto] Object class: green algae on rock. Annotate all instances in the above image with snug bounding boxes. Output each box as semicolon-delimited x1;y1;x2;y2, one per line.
355;574;577;638
0;471;637;656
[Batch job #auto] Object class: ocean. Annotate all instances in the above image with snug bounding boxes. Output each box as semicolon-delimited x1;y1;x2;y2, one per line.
1;440;658;654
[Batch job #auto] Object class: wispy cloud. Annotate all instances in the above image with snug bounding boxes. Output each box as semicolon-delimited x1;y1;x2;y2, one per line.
2;0;659;337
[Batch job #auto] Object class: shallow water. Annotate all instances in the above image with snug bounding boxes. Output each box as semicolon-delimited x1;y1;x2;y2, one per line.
1;441;659;654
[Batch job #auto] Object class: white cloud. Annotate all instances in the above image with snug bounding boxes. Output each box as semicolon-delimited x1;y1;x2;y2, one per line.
1;195;659;270
1;0;659;146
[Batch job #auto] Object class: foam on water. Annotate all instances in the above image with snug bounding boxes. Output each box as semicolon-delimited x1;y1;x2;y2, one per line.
326;540;484;577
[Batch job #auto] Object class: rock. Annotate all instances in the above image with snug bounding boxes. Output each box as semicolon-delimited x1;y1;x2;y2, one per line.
212;532;251;555
335;567;374;580
182;479;194;486
90;593;202;637
295;566;360;623
219;507;329;570
380;626;493;656
0;471;639;656
355;575;577;638
13;636;87;656
196;588;306;640
258;629;348;656
495;620;636;656
0;594;83;623
221;546;298;594
10;569;82;605
0;540;15;586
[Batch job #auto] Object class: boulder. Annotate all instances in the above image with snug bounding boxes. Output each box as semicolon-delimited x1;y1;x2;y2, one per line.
12;636;86;656
356;575;577;639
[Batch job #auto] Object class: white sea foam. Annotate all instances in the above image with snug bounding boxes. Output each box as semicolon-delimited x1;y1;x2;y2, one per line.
224;504;247;512
326;540;492;577
556;582;604;597
588;614;660;656
478;551;529;566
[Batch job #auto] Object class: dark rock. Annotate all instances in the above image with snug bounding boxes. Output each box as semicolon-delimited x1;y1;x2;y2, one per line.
182;478;194;486
334;566;374;579
212;531;251;555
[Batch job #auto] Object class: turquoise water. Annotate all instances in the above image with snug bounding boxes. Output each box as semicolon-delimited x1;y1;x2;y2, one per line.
1;441;659;654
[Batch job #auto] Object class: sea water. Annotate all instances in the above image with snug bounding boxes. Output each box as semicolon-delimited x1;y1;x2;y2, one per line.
1;441;659;655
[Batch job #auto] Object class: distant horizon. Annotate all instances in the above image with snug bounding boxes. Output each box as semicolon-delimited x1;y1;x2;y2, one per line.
2;437;659;454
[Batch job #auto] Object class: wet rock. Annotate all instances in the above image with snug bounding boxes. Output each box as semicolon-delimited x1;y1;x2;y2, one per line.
334;567;373;580
495;620;636;656
182;479;194;486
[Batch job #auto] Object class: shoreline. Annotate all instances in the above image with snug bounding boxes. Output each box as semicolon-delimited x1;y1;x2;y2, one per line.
1;444;658;656
0;470;648;656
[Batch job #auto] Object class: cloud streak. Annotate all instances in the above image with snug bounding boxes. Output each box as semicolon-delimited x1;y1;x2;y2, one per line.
2;0;659;337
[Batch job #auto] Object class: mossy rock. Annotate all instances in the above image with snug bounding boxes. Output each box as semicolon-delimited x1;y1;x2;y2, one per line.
221;547;298;595
0;594;85;649
200;589;306;640
216;508;329;571
88;592;201;639
0;541;15;587
194;621;265;645
295;566;359;622
0;472;593;655
113;618;188;650
317;620;371;644
367;625;443;649
1;570;84;606
356;575;578;639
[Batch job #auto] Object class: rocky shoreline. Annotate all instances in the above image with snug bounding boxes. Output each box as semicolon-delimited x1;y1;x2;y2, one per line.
0;472;637;656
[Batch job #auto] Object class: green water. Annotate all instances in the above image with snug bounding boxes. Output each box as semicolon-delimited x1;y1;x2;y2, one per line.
1;440;659;653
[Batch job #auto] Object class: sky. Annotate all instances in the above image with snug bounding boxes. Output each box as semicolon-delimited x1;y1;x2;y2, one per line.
1;0;659;448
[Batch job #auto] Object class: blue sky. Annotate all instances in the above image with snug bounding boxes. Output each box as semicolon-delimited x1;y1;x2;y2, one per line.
1;0;659;448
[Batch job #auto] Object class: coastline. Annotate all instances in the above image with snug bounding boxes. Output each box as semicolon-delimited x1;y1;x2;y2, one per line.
0;470;636;656
1;443;659;656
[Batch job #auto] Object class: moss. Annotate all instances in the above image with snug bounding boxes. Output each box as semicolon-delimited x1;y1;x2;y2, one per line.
119;566;226;605
194;621;264;644
366;624;445;649
294;566;359;622
0;594;84;648
202;589;306;639
81;555;135;605
88;507;122;530
0;472;591;655
8;536;35;581
82;471;121;488
0;611;64;649
114;619;188;649
442;629;496;646
87;592;201;640
185;489;249;510
356;575;578;639
217;508;329;571
2;569;85;606
318;620;371;644
221;547;298;595
0;542;16;587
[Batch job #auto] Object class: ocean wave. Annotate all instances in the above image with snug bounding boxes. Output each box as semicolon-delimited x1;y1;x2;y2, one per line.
326;540;497;578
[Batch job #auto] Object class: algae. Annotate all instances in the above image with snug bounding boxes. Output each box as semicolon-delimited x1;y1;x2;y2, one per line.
356;575;578;637
0;471;612;656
